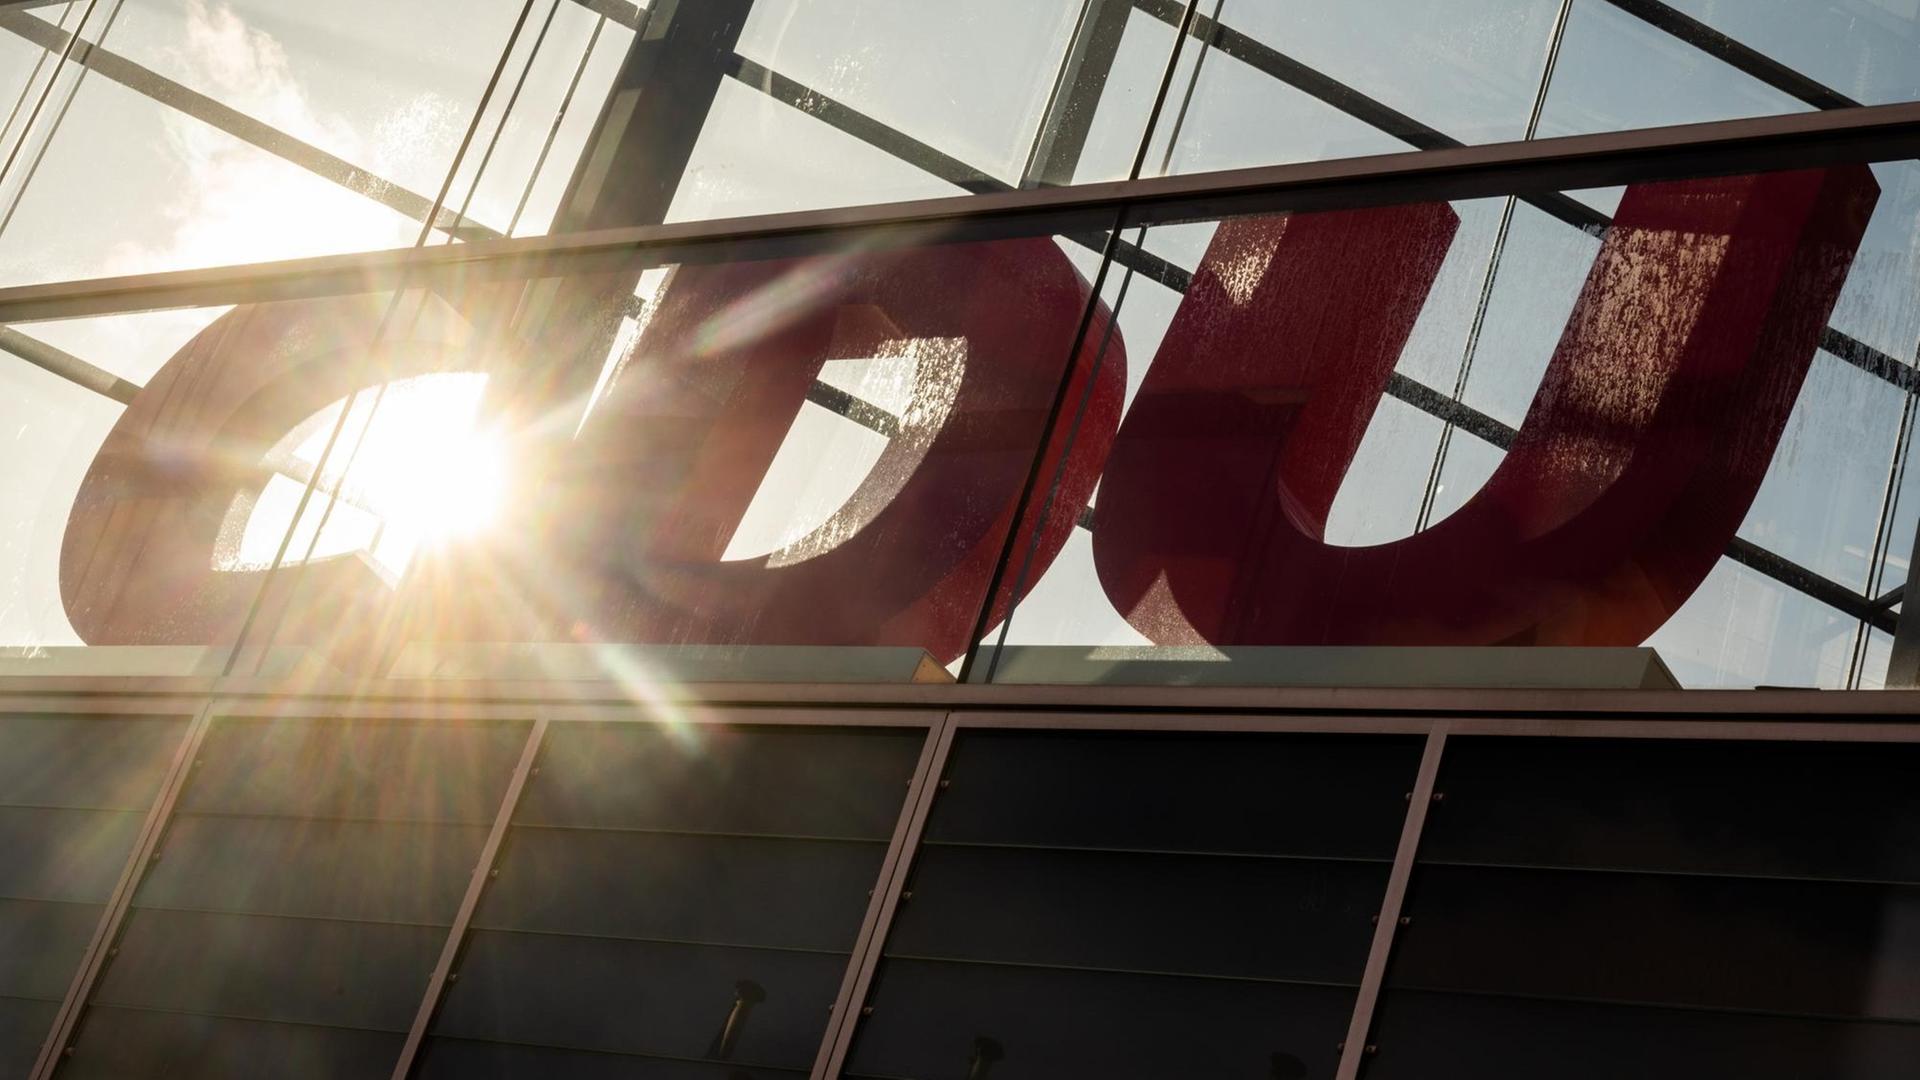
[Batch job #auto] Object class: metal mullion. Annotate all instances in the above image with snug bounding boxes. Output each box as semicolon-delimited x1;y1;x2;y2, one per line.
27;696;217;1079
0;0;99;194
1335;722;1447;1080
388;715;548;1080
0;0;80;159
1415;0;1577;533
958;0;1198;682
813;712;957;1079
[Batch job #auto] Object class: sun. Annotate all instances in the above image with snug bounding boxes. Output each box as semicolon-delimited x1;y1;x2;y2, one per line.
213;371;510;582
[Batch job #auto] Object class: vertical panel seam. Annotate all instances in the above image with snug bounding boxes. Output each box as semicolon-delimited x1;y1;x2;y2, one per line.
1334;720;1449;1080
815;711;959;1079
29;695;218;1080
388;714;549;1080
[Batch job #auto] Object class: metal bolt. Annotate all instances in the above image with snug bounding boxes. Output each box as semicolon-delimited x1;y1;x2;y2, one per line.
107;947;119;958
1431;792;1446;803
1402;792;1411;801
1365;1045;1378;1056
861;1006;874;1017
448;972;460;983
1369;915;1379;925
488;868;500;879
939;779;951;790
1336;1042;1345;1052
530;766;541;776
901;891;914;902
64;1047;74;1058
1398;916;1411;927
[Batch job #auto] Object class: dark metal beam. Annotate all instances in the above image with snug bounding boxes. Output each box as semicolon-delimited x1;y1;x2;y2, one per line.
726;53;1004;193
1024;0;1134;188
1601;0;1861;111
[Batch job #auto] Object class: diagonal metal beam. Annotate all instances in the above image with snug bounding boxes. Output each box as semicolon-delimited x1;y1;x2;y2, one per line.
1601;0;1861;111
0;10;498;241
0;322;136;401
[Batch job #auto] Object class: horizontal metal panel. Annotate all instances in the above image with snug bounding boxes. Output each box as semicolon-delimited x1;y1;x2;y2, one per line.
0;899;102;1001
1389;863;1920;1021
516;725;921;839
846;956;1353;1079
137;815;487;925
926;731;1422;858
415;1035;808;1079
0;997;56;1080
92;908;444;1032
183;718;528;822
0;715;184;811
1367;988;1920;1080
886;845;1386;985
0;807;143;904
60;1006;403;1080
431;930;844;1069
1422;737;1920;882
476;828;886;952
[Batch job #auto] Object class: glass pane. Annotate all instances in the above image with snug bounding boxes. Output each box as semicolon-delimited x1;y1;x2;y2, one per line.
0;0;1188;291
64;715;530;1077
1369;736;1920;1079
157;221;1106;677
1540;0;1811;139
0;0;558;284
1138;0;1561;176
59;1008;403;1080
990;157;1911;688
845;731;1422;1079
426;722;923;1075
0;711;186;1080
1641;0;1920;107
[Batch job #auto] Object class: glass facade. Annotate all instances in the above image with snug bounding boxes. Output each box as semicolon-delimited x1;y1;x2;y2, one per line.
5;0;1920;691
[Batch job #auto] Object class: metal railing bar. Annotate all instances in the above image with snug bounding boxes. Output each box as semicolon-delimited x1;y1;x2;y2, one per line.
4;103;1920;323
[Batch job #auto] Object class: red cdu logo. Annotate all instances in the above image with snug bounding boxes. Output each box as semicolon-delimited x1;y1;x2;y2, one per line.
61;167;1878;664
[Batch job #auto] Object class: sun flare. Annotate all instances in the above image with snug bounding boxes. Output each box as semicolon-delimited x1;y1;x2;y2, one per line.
214;372;509;582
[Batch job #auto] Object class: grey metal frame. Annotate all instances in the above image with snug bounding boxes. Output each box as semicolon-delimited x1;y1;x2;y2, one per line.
8;678;1920;1076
